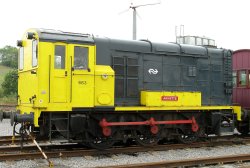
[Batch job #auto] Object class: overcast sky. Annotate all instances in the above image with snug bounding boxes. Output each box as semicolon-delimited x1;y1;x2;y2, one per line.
0;0;249;50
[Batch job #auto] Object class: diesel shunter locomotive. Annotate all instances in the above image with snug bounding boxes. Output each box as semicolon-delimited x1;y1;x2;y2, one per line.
0;29;242;149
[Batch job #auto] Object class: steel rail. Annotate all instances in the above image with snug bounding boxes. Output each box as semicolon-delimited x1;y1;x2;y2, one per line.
103;154;250;168
0;143;82;153
0;135;17;140
0;104;16;107
0;134;246;146
0;104;16;111
0;135;50;146
0;134;249;163
0;138;250;161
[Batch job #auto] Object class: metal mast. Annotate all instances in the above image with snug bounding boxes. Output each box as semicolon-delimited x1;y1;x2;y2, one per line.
132;6;137;40
129;2;160;40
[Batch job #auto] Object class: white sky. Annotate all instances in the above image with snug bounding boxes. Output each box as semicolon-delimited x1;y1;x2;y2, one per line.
0;0;249;50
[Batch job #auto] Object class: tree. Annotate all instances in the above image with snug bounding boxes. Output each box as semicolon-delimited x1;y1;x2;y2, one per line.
0;46;18;68
1;70;18;96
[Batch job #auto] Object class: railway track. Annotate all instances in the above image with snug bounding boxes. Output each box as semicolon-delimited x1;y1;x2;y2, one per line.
0;104;16;112
0;130;250;168
0;135;23;146
0;135;49;146
0;135;250;162
103;154;250;168
0;104;16;109
0;104;16;107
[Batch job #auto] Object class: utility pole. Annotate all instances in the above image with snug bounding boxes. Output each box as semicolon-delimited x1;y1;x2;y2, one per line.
129;2;160;40
132;6;137;40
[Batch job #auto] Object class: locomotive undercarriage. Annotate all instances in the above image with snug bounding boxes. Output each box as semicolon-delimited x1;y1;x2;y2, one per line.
35;110;235;149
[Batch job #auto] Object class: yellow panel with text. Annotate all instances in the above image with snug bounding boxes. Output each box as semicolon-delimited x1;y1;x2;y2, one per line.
141;91;201;107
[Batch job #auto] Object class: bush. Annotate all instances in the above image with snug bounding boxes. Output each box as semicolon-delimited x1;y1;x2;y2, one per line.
1;69;18;96
0;46;18;68
0;88;3;98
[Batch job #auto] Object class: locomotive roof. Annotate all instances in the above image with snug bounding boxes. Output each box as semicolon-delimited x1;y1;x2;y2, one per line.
35;28;94;44
33;28;224;56
94;37;222;57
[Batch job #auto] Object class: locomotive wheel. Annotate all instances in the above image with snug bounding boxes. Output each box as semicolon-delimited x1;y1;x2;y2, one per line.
237;112;249;135
132;129;159;147
237;121;249;135
176;129;198;144
85;132;115;150
19;124;30;140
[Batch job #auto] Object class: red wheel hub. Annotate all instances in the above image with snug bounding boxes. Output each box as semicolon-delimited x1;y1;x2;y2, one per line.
150;125;159;134
102;127;111;137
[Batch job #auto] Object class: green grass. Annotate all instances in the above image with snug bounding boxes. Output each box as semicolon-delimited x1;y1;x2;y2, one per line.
0;64;16;104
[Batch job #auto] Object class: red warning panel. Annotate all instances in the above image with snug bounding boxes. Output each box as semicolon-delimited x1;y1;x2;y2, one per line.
161;96;178;101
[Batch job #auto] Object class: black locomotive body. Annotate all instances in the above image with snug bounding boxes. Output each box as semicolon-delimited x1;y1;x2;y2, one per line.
95;38;232;106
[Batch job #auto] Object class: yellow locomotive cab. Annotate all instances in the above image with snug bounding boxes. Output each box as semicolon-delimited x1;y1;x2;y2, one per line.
17;29;115;126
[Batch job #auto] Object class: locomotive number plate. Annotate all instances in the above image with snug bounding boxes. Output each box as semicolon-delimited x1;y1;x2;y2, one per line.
78;81;87;85
161;96;178;101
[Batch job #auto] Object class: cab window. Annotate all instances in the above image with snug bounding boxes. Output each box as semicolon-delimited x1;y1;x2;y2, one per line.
19;47;24;70
54;45;65;69
32;40;38;67
232;71;237;87
239;70;246;87
74;46;88;70
248;70;250;87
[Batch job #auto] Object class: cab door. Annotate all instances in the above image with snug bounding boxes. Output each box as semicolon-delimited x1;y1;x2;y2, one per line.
50;44;69;103
69;44;95;107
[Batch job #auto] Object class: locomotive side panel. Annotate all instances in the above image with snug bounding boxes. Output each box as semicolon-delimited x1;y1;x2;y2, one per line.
95;38;232;106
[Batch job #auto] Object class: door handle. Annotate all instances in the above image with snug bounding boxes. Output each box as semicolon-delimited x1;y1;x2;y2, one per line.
65;71;68;76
